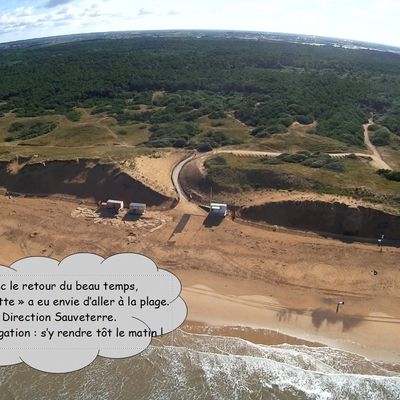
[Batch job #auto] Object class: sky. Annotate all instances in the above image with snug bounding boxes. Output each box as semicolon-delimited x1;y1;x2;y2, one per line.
0;0;399;47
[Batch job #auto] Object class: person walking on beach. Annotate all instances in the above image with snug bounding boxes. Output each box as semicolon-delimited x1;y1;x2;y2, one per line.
336;301;344;313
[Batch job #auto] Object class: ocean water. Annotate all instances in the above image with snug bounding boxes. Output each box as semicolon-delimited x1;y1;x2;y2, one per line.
0;330;399;400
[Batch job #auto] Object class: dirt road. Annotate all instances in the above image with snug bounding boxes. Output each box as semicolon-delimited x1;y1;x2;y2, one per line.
184;120;393;173
171;152;206;215
216;147;392;169
362;120;392;170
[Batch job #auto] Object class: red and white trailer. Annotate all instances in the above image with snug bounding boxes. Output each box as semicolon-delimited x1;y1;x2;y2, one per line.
99;199;124;213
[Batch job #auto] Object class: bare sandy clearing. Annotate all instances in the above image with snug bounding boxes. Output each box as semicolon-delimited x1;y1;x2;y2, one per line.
127;151;187;197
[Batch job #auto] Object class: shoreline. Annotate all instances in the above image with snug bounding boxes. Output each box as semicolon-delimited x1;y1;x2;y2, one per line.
180;321;400;374
182;320;323;347
178;270;400;365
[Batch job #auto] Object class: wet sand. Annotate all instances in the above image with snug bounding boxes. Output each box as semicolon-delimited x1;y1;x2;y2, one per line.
179;270;400;364
182;321;322;347
181;321;400;375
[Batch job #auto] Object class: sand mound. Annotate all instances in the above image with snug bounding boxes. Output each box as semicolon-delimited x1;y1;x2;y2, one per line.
128;151;185;197
0;159;175;209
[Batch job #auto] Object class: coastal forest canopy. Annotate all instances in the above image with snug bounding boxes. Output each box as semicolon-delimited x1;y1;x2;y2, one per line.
0;36;400;148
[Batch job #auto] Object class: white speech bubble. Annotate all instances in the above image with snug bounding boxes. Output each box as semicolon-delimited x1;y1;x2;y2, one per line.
0;253;187;373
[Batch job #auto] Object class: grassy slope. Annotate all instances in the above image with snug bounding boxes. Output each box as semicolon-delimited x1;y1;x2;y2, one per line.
0;143;151;163
0;108;151;161
0;100;368;156
248;123;359;153
205;154;400;208
196;114;252;143
0;104;398;170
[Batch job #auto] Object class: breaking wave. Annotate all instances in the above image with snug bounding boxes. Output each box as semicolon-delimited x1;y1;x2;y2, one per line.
0;330;399;400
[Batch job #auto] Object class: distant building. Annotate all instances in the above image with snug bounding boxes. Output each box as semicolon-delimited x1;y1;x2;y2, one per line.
209;202;228;217
129;202;146;215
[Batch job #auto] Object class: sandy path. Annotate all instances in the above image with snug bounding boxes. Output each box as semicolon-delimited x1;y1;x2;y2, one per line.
216;148;391;170
363;120;392;170
190;119;393;170
171;152;207;215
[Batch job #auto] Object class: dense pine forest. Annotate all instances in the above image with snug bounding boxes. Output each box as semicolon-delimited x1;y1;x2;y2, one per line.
0;36;399;148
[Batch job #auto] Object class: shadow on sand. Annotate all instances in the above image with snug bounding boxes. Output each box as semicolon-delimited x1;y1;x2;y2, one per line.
95;208;120;219
311;308;363;332
122;213;142;222
203;214;224;228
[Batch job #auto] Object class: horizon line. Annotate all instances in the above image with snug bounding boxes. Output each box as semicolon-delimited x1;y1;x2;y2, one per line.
1;29;399;51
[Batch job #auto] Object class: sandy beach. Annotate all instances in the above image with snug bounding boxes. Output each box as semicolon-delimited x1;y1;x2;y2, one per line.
179;270;400;364
0;193;399;367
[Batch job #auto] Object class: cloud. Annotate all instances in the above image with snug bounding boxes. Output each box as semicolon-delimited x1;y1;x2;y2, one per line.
13;7;35;17
0;7;43;35
0;253;187;373
0;0;399;47
56;7;67;15
45;0;74;9
138;8;152;17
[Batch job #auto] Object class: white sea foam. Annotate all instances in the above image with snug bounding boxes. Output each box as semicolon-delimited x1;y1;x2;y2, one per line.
0;330;398;399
